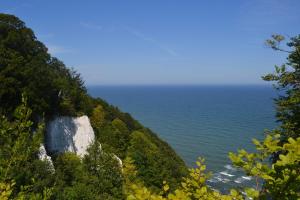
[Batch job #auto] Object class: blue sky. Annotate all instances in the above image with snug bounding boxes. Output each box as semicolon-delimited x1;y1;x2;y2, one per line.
1;0;300;85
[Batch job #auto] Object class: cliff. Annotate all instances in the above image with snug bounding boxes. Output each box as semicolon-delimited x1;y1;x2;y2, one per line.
46;115;95;157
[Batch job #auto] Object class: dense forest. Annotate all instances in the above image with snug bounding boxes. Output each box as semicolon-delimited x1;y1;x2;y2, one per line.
0;14;299;199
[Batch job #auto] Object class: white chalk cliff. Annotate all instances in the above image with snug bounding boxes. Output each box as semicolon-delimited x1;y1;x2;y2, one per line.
46;115;95;157
44;115;122;169
38;144;54;171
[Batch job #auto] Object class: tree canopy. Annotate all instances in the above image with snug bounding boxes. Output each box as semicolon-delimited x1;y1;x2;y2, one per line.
0;13;92;118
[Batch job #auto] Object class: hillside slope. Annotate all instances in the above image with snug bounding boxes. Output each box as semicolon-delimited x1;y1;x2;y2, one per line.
0;13;187;199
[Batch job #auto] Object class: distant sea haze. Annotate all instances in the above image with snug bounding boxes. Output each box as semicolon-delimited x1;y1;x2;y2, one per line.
88;85;277;192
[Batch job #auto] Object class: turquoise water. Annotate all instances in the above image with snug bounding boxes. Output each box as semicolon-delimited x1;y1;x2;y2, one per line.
88;85;277;192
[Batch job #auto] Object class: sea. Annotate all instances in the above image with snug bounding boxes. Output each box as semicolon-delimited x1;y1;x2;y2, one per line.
88;85;277;192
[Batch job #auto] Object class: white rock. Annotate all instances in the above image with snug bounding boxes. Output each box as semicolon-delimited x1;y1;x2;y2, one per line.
46;116;95;157
113;154;123;168
38;144;54;171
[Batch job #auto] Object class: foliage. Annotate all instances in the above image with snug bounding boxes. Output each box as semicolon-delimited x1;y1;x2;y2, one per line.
124;158;243;200
228;35;300;199
90;104;106;129
127;131;187;191
0;13;92;118
83;141;124;199
0;181;14;200
229;135;300;199
0;96;54;199
0;98;124;200
263;34;300;142
90;98;188;189
52;147;123;200
52;152;95;200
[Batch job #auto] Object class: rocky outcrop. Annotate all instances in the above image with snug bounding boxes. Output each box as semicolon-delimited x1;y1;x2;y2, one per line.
46;116;95;157
44;115;123;169
113;154;123;168
38;144;54;171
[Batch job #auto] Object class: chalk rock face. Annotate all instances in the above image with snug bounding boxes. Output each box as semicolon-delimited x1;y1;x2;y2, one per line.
113;154;123;168
38;144;54;170
46;116;95;157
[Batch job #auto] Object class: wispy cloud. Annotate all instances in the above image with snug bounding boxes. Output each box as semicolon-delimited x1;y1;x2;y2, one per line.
79;21;178;57
238;0;300;32
124;26;178;57
47;44;73;55
1;2;32;14
80;21;103;31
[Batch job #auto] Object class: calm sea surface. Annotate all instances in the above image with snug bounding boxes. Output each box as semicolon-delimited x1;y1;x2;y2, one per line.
88;85;277;192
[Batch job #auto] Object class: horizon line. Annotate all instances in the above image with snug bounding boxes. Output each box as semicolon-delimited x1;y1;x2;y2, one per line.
86;83;273;87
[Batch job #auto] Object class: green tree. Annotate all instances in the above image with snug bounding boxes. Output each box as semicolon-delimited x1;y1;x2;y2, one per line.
124;158;243;200
127;131;187;192
0;13;92;118
52;152;96;200
83;141;124;199
0;96;53;199
90;105;106;129
229;35;300;199
263;34;300;142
